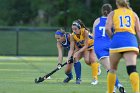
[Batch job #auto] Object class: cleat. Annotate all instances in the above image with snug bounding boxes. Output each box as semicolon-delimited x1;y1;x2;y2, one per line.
117;84;126;93
98;64;101;75
76;78;81;84
35;77;44;83
91;79;98;85
119;86;126;93
63;77;73;83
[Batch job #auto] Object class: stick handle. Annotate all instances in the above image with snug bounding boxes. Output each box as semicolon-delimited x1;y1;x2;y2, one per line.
43;62;67;78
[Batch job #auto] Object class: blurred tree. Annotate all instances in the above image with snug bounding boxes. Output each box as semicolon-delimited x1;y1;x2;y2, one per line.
11;0;37;25
0;0;38;26
0;0;139;27
86;0;91;9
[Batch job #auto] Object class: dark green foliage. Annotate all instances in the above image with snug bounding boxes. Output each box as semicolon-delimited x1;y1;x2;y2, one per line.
0;0;38;25
0;0;139;27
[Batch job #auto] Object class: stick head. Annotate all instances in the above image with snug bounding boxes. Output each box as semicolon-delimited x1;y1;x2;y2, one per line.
34;77;44;84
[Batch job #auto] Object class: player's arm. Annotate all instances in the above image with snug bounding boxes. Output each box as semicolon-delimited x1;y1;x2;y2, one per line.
67;34;75;62
74;42;79;52
105;11;114;38
57;42;63;64
92;18;100;38
134;12;140;42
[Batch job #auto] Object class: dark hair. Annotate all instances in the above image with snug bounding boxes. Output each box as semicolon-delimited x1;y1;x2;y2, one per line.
72;19;90;31
101;4;112;16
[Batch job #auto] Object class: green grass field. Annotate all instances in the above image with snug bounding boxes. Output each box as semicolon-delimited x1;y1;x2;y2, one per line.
0;56;139;93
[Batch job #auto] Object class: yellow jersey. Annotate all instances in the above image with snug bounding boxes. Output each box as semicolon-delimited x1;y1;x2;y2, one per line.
72;28;94;49
113;8;136;34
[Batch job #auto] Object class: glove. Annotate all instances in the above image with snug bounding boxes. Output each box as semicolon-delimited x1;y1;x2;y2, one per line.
68;56;73;64
57;63;62;69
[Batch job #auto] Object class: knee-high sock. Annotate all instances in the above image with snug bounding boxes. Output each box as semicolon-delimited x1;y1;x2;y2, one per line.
107;72;116;93
74;61;81;80
129;72;139;92
91;62;98;80
107;70;121;88
65;72;73;79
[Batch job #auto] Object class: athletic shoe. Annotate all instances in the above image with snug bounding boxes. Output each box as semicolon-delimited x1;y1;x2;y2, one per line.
98;64;101;75
76;78;81;84
91;79;98;85
117;84;126;93
119;86;126;93
63;77;73;83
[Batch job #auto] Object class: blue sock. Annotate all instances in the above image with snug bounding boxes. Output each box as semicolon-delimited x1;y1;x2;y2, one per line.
74;61;81;80
106;70;120;88
65;72;73;79
115;76;120;88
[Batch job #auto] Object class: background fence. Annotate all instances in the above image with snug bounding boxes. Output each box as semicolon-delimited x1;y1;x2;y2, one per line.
0;27;68;56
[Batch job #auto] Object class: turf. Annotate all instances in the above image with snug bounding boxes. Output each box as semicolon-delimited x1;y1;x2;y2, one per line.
0;56;139;93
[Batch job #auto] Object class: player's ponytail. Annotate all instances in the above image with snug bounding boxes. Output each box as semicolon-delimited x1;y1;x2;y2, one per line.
72;19;90;32
101;4;112;17
125;1;131;10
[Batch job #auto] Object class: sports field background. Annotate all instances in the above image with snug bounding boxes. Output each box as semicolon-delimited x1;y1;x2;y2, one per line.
0;29;58;56
0;56;139;93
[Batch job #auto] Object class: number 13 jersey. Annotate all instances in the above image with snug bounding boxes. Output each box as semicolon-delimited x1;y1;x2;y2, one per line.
113;8;136;34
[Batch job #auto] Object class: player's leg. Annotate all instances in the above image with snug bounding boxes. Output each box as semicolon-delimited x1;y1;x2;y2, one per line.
100;57;126;93
89;49;99;85
63;63;73;83
83;50;98;85
123;51;139;93
90;48;102;75
74;53;82;84
107;53;122;93
100;57;110;71
101;58;116;93
74;61;81;84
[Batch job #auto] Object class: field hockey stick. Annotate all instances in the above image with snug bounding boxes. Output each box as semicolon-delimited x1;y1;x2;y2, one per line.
34;56;73;83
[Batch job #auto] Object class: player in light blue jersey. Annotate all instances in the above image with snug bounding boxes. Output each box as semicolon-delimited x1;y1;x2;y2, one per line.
93;4;126;93
55;29;81;84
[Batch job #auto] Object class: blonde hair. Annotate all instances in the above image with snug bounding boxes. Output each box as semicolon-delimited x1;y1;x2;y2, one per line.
116;0;131;9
